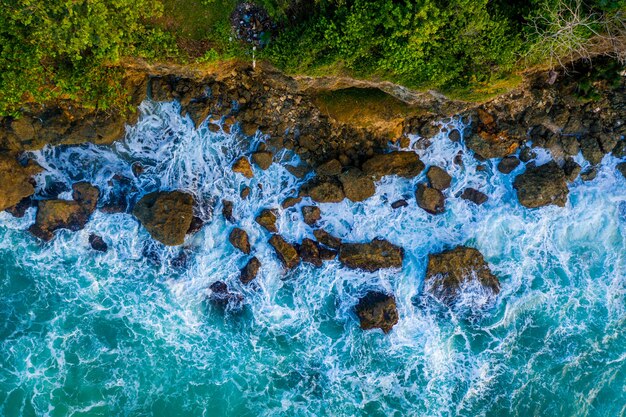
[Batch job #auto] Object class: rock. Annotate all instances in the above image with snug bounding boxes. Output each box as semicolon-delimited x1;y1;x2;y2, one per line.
497;156;521;174
251;151;273;170
426;166;452;190
101;174;136;213
269;235;300;269
513;161;569;208
338;169;376;202
89;234;108;252
132;191;194;246
302;179;345;203
187;216;205;235
299;238;322;267
281;196;302;208
229;228;251;254
285;164;311;179
579;136;604;165
30;182;100;241
240;257;261;284
581;167;598;181
0;155;41;211
316;159;342;177
612;139;626;158
519;146;537;162
232;157;254;178
240;186;251;199
319;246;337;261
313;229;342;249
338;238;403;272
415;183;445;215
5;196;34;218
617;162;626;179
209;281;243;309
460;188;488;205
256;208;278;233
131;162;144;177
563;158;581;182
467;111;519;159
391;199;408;209
424;246;500;305
362;151;425;179
222;199;234;222
355;291;399;333
449;129;461;142
301;205;321;225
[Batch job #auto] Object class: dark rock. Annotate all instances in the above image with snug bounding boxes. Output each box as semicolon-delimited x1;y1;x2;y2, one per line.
519;146;537;162
302;178;345;203
617;162;626;179
581;167;598;181
229;228;251;254
187;216;205;235
355;291;399;333
251;151;273;170
513;161;569;208
240;257;261;284
426;166;452;190
339;238;403;272
299;238;322;267
222;199;234;222
256;208;278;233
316;159;342;177
460;188;488;205
101;175;136;213
319;246;337;261
612;139;626;158
339;169;376;202
132;191;194;246
391;199;408;209
240;186;251;199
5;195;34;218
171;251;189;269
497;156;521;174
313;229;342;250
563;158;581;182
301;205;321;226
89;234;108;252
285;164;311;179
415;183;445;215
466;131;519;159
579;136;604;165
448;129;461;142
425;246;500;305
209;281;243;309
232;157;254;178
269;235;300;269
131;162;144;177
362;151;425;179
0;155;41;211
281;196;302;208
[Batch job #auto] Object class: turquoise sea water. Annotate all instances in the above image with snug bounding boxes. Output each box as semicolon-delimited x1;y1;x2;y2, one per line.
0;101;624;416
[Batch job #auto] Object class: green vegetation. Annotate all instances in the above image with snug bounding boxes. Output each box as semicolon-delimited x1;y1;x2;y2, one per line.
0;0;623;116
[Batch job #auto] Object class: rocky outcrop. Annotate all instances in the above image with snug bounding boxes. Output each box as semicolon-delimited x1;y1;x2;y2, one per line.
355;291;399;333
513;161;569;208
339;238;403;272
256;208;278;233
240;257;261;284
424;246;500;305
30;182;100;241
338;168;376;202
361;151;424;179
465;110;520;159
269;235;300;269
426;166;451;191
132;191;194;246
0;155;41;212
415;183;445;215
617;162;626;179
229;227;251;254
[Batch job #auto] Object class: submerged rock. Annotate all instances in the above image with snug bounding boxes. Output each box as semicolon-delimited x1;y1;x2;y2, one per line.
426;166;452;191
362;151;424;179
339;238;403;272
424;246;500;305
240;257;261;284
0;155;41;212
232;157;254;178
269;234;300;269
29;182;100;241
6;196;34;218
298;238;322;267
101;174;136;213
209;281;243;310
513;161;568;208
89;234;108;252
222;199;235;222
256;208;278;233
339;168;376;202
229;227;251;254
355;291;399;333
460;188;488;205
132;191;194;246
415;183;445;214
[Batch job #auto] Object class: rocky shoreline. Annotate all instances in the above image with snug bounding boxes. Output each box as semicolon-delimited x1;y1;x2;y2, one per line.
0;57;624;333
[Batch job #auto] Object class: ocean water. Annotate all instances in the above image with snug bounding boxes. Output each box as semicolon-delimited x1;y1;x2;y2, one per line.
0;101;624;417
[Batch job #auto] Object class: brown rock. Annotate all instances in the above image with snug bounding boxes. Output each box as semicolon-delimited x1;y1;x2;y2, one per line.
460;188;488;205
467;131;519;159
617;162;626;179
132;191;194;246
256;209;278;233
0;155;41;212
415;183;445;215
497;156;521;174
251;151;273;170
299;238;322;267
362;151;425;179
339;238;403;272
355;291;399;333
229;228;251;254
391;199;408;209
316;159;342;177
426;166;452;191
269;235;300;269
513;161;569;208
222;199;234;222
301;205;321;225
319;246;337;261
240;186;251;199
339;169;376;202
303;179;345;203
281;196;302;208
313;229;342;249
232;157;254;178
240;257;261;284
425;246;500;305
563;158;581;182
187;216;205;235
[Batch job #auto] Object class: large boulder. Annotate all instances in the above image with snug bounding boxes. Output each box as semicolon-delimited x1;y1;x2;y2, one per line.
460;188;488;205
426;166;452;191
513;161;569;208
229;227;251;254
424;246;500;305
339;168;376;202
133;191;194;246
302;178;345;203
29;182;100;241
298;238;322;267
240;257;261;284
255;208;278;233
362;151;424;179
301;205;321;225
339;238;403;272
355;291;399;333
313;229;342;249
269;235;300;269
0;155;41;212
415;183;445;214
251;151;273;170
232;157;254;178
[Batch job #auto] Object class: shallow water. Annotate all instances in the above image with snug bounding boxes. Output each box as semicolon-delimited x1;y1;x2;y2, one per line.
0;101;624;416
